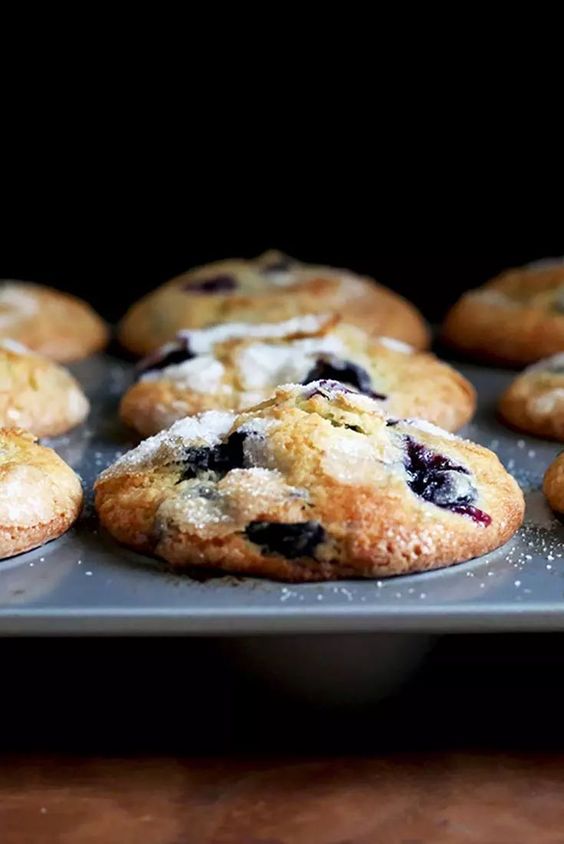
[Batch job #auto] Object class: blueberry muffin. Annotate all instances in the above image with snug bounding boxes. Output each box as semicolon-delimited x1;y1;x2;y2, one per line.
442;258;564;366
0;341;89;436
118;251;430;357
96;381;524;581
0;428;83;558
0;280;108;362
499;353;564;440
120;315;475;437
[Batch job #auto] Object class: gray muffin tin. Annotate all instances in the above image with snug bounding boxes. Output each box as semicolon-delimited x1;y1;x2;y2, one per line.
1;354;564;636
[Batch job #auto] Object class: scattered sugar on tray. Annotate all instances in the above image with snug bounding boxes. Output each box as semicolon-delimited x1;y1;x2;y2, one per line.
99;411;235;479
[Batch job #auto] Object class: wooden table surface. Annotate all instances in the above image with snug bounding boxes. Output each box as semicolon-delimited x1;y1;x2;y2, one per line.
2;754;564;843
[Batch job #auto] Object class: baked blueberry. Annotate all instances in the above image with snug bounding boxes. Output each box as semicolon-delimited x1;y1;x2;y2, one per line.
303;379;356;400
178;430;249;481
245;521;326;559
184;275;238;294
136;337;194;378
404;437;491;524
303;355;386;400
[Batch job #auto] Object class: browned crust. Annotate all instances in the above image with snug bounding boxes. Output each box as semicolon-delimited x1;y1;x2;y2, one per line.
0;513;79;559
442;264;564;366
499;373;564;441
442;296;564;366
118;260;430;357
0;428;83;559
544;453;564;513
0;348;89;436
0;283;108;362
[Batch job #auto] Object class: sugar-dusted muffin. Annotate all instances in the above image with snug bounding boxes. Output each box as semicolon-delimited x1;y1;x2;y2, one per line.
118;251;429;357
0;428;83;558
97;381;524;582
442;258;564;366
499;353;564;441
0;280;108;362
0;340;89;436
120;315;474;437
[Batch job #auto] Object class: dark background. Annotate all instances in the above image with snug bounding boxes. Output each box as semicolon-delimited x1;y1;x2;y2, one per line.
0;231;558;324
2;176;561;323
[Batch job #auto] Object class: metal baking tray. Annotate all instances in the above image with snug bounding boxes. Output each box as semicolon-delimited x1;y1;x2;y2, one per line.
1;353;564;635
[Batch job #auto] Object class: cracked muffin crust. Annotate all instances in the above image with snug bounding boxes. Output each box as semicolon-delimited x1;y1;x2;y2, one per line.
442;258;564;366
0;280;108;362
117;251;429;357
119;315;474;437
0;341;89;436
96;381;523;582
0;428;83;559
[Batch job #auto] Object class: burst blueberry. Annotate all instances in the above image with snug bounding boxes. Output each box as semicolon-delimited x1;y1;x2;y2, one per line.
403;437;491;525
184;274;238;294
303;356;386;400
245;521;326;559
136;338;194;378
177;430;248;482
